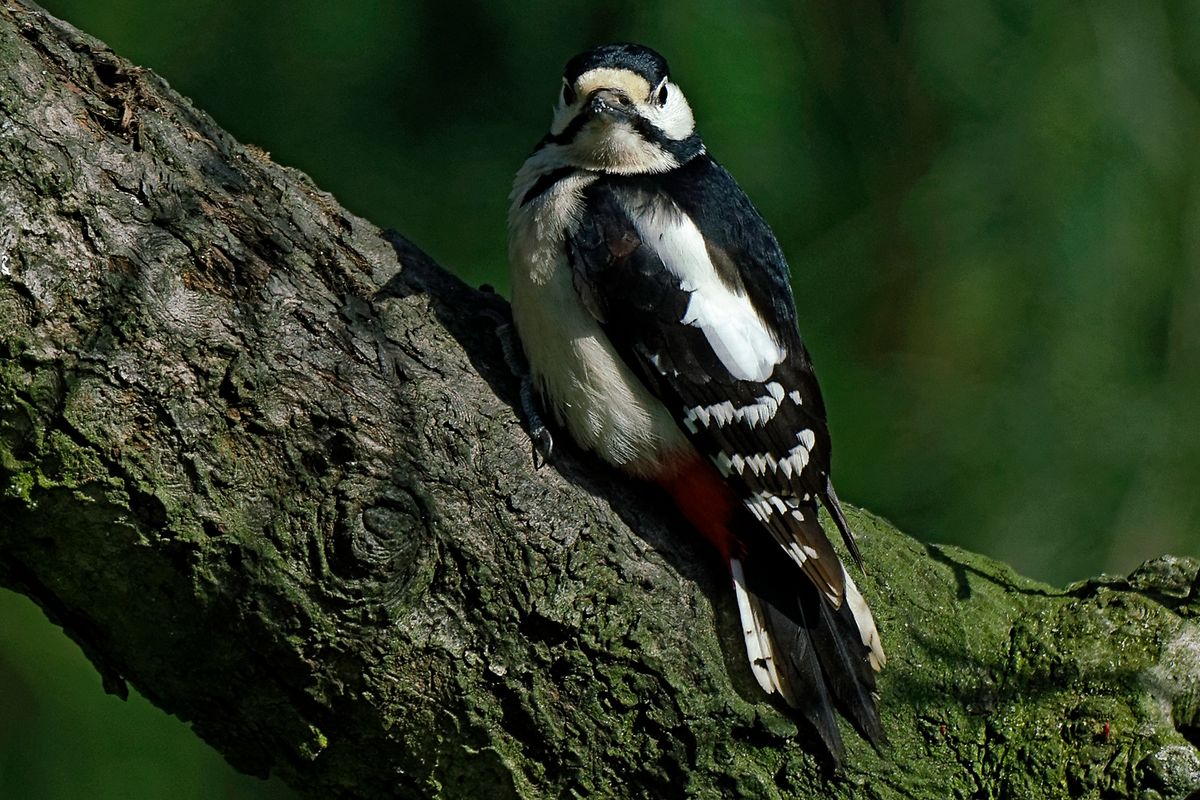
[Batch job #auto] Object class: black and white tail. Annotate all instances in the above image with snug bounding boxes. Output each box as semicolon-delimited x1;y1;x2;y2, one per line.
730;530;886;763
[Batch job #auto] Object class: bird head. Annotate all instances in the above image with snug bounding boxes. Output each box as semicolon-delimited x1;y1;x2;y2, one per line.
544;43;704;174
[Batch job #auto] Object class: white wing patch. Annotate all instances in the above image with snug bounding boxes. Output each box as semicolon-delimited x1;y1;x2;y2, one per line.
623;197;785;382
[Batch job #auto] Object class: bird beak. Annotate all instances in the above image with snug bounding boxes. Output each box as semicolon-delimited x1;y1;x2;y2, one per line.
586;88;632;120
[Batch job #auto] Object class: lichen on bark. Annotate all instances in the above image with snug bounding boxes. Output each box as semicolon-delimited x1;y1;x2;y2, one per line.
1;2;1199;797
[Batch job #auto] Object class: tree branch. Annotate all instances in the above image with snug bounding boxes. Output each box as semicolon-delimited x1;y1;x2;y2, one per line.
2;3;1198;797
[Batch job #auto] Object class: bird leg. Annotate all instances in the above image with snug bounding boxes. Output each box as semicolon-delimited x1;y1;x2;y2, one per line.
485;309;554;468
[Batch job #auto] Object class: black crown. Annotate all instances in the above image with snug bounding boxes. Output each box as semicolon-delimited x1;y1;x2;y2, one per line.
563;43;669;87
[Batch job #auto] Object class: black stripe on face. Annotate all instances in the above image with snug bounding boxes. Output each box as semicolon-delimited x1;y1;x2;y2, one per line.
627;114;704;162
538;108;703;167
540;113;591;147
520;166;576;206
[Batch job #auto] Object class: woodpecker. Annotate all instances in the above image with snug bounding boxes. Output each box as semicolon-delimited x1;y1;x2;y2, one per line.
507;43;885;761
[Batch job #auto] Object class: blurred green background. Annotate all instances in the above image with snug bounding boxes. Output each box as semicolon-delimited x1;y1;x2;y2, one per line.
4;0;1198;796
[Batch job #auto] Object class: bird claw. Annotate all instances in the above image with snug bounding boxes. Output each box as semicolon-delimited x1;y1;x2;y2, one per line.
519;371;553;469
530;423;554;469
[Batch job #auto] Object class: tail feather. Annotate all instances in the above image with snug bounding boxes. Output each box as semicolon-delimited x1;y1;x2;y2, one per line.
653;455;884;761
730;558;781;695
844;568;886;672
733;557;846;761
762;592;849;763
809;582;887;747
731;531;885;763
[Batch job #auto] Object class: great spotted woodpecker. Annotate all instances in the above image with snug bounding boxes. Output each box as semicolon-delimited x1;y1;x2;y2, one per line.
507;43;885;761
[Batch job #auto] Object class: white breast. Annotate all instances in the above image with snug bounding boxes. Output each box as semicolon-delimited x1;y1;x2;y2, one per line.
507;166;691;476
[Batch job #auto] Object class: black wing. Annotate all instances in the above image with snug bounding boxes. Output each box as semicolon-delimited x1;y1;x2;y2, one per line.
567;156;860;602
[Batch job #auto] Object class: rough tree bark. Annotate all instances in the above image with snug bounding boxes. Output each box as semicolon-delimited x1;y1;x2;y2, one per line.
1;3;1198;798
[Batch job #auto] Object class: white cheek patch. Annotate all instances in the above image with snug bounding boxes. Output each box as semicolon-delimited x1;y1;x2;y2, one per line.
643;81;695;141
626;201;785;382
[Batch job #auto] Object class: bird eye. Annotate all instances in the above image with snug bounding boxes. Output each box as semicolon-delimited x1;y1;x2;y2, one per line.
656;83;669;105
562;83;576;104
